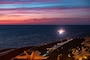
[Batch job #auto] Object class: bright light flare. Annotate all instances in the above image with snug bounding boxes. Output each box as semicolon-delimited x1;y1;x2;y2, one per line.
58;29;65;34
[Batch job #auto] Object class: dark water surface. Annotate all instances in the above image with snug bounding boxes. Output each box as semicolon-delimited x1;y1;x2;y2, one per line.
0;25;90;48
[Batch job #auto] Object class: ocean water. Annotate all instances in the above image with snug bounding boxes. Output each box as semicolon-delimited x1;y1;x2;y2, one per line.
0;25;90;48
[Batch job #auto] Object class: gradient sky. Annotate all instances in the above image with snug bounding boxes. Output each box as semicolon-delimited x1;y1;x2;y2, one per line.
0;0;90;25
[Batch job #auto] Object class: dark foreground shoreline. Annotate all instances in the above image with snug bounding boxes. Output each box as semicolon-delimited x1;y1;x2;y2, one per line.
0;37;89;60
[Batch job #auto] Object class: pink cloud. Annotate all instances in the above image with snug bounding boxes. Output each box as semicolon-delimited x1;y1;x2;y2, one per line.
0;18;90;25
0;0;56;4
0;8;89;19
0;2;29;4
0;8;90;25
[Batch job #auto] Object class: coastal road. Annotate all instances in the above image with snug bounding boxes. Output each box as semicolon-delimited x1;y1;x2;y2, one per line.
12;38;74;60
0;38;85;60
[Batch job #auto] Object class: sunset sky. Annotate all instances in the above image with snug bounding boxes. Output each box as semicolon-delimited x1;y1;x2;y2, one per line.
0;0;90;25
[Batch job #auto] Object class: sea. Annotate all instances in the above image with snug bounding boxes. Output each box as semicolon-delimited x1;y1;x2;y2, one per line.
0;25;90;48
